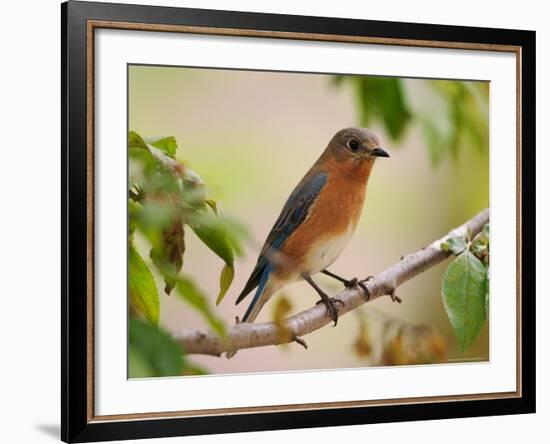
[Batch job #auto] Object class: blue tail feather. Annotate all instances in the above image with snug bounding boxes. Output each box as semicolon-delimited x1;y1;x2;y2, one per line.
242;265;272;322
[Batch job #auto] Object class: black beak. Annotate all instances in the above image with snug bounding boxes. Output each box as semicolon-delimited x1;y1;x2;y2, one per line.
370;147;390;158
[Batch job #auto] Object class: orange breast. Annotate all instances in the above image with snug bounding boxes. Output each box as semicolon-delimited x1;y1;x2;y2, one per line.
275;158;374;280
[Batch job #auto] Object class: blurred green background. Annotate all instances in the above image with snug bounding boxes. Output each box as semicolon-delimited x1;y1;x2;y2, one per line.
128;64;489;376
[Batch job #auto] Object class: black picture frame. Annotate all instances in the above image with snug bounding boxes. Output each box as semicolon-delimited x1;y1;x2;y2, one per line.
61;1;536;442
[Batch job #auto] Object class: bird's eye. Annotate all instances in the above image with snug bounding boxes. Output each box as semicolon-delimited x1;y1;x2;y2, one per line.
348;139;360;152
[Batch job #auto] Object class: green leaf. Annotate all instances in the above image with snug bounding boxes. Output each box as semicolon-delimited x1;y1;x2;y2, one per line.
216;264;235;305
471;242;487;256
129;132;178;194
441;250;488;352
470;224;489;265
440;235;467;255
355;77;411;140
422;119;448;166
128;130;148;150
191;220;234;268
128;318;183;377
129;131;183;190
129;132;178;158
485;272;490;314
128;346;155;378
334;77;488;167
137;201;178;237
175;276;226;337
189;211;248;258
128;244;160;325
130;199;186;295
128;199;141;235
145;136;178;158
205;199;218;214
189;213;241;304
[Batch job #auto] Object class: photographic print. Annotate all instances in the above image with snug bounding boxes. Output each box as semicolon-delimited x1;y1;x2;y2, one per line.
127;65;490;378
63;2;534;440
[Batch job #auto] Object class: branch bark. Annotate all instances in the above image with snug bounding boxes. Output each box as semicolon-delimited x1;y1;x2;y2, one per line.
172;208;489;356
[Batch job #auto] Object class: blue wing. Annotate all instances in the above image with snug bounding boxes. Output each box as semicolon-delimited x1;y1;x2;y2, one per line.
236;172;328;306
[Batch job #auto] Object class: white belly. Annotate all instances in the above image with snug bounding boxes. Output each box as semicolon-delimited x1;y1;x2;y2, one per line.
303;224;355;275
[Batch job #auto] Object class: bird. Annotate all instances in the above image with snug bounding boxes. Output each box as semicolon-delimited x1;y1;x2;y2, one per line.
229;127;389;357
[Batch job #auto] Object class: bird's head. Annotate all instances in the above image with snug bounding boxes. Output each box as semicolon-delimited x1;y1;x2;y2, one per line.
327;127;389;164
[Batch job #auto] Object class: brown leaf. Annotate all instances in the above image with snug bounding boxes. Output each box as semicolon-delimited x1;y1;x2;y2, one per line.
150;215;185;294
381;323;447;366
353;320;373;358
272;295;293;344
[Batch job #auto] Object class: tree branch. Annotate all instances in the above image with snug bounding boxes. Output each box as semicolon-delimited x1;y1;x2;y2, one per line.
172;208;489;356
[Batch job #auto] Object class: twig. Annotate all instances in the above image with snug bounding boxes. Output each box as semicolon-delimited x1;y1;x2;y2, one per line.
172;208;489;356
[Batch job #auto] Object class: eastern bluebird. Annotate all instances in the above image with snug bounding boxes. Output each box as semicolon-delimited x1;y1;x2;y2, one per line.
232;127;388;353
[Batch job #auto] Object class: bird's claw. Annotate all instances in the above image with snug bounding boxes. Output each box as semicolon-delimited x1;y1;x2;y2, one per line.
390;290;402;303
357;276;401;303
357;281;370;300
316;297;344;326
356;276;374;300
346;277;371;301
292;334;308;349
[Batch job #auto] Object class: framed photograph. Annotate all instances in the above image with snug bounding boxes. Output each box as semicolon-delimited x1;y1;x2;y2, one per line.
61;1;535;442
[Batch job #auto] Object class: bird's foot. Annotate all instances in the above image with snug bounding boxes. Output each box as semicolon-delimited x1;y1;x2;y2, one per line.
322;270;356;288
304;273;344;326
292;334;308;350
358;275;375;301
345;277;371;300
321;270;370;299
388;287;402;303
357;276;401;303
316;296;344;326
